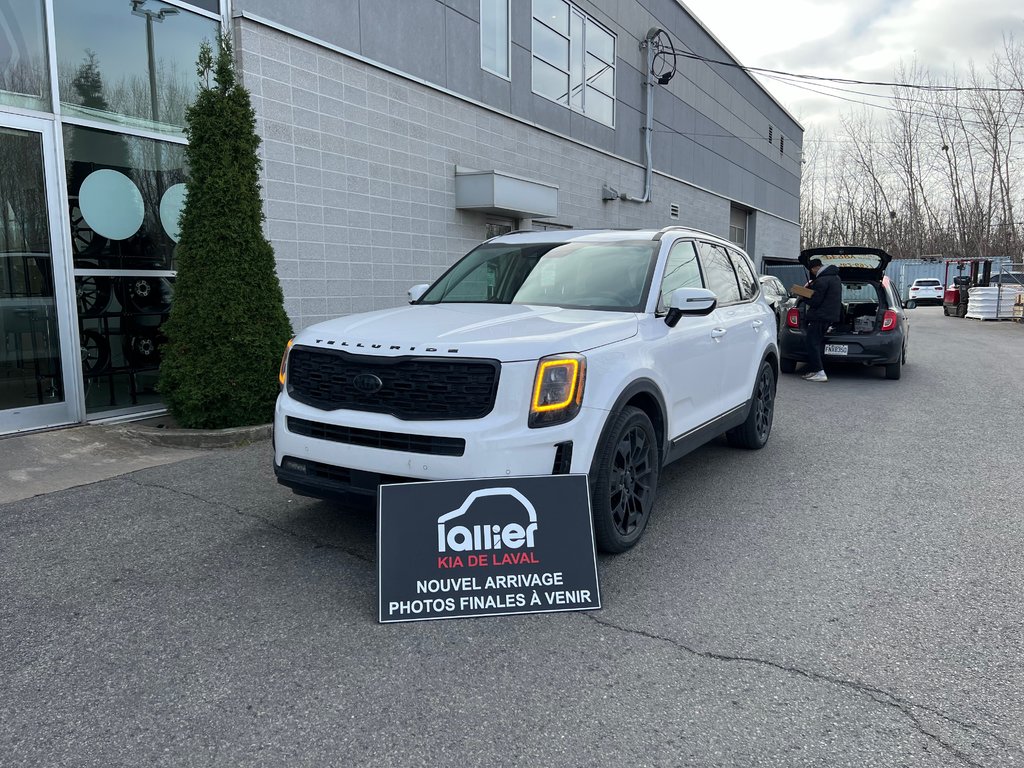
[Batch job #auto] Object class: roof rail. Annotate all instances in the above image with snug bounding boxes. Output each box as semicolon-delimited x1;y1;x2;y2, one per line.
652;225;724;242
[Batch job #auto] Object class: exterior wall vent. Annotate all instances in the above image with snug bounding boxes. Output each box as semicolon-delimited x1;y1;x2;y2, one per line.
669;203;680;219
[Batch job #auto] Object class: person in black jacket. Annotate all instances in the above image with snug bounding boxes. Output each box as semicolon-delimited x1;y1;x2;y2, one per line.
803;258;842;382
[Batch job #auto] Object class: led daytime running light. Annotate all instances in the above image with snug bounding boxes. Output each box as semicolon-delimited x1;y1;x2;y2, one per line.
531;358;581;412
279;338;294;385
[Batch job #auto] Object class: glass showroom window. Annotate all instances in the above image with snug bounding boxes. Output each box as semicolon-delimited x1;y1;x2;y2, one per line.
0;1;50;111
531;0;615;127
53;0;218;135
64;124;186;414
480;0;510;79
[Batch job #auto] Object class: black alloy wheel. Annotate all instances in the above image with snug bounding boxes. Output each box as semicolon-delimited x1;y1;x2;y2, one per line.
76;275;113;317
726;361;776;449
591;406;660;553
80;329;111;375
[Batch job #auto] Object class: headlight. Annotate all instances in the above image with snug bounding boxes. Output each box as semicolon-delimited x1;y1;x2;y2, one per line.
529;354;586;428
278;338;294;387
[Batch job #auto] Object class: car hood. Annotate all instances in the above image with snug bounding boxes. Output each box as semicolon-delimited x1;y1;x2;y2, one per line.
800;246;892;281
293;303;639;362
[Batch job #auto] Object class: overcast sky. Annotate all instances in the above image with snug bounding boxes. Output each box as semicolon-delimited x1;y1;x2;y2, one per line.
680;0;1024;135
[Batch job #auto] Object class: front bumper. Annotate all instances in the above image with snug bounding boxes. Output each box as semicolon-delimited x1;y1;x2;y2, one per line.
273;360;605;499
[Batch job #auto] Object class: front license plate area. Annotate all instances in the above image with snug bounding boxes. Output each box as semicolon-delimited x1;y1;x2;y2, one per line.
824;344;849;356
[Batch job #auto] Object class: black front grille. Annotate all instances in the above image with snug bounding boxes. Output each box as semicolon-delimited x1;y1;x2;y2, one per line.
287;417;465;456
287;347;500;420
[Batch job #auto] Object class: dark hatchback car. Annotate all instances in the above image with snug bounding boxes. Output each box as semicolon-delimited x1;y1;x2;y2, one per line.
779;246;910;380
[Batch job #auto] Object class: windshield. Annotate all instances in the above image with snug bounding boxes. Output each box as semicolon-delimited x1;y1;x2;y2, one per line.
418;241;659;311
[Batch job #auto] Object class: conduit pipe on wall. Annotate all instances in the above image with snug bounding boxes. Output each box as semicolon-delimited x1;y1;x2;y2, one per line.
607;27;666;205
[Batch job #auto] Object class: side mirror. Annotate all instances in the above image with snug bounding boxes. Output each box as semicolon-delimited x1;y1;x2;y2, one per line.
408;284;429;303
665;287;717;327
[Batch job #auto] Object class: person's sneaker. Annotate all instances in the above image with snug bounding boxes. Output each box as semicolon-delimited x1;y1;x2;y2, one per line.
805;371;828;382
801;371;817;379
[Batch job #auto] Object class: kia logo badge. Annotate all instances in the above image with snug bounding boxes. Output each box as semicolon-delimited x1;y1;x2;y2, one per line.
353;373;383;394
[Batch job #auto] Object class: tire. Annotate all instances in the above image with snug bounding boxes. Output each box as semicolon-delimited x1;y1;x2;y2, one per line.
885;355;902;380
943;306;950;316
123;328;166;369
118;276;172;314
726;361;776;449
76;275;112;317
80;329;111;374
780;357;797;374
590;406;660;554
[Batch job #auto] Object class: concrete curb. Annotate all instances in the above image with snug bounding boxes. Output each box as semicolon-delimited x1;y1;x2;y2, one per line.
114;422;272;449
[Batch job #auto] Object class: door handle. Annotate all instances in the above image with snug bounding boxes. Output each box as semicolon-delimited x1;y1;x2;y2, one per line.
752;320;764;329
711;328;727;339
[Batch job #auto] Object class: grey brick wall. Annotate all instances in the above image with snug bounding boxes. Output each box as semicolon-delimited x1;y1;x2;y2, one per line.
237;18;800;331
234;0;803;219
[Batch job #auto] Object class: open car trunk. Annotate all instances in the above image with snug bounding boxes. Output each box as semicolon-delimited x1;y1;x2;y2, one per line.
799;246;892;282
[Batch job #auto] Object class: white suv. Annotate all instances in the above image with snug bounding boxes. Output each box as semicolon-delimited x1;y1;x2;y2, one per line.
908;278;944;305
274;228;779;552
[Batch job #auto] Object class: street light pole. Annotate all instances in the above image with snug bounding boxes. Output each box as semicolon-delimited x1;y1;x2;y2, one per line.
130;1;178;202
130;0;179;126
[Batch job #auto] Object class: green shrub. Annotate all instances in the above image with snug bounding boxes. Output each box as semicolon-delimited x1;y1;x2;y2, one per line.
159;35;293;429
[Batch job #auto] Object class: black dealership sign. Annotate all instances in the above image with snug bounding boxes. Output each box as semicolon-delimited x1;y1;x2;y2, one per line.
378;475;601;623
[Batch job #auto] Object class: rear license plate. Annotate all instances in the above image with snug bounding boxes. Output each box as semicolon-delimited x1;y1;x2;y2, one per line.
824;344;849;356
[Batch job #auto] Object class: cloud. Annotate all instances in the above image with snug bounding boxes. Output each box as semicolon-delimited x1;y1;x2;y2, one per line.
681;0;1024;130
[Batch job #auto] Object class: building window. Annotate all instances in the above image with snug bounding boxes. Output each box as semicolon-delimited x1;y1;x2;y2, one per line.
485;216;517;238
53;0;219;135
480;0;510;79
729;206;747;249
64;123;186;413
531;0;615;127
0;1;49;111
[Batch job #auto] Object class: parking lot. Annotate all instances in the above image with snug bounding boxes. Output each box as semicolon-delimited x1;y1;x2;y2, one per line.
2;307;1023;767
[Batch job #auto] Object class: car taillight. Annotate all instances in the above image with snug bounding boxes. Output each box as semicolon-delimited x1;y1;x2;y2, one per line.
786;308;800;328
881;310;898;331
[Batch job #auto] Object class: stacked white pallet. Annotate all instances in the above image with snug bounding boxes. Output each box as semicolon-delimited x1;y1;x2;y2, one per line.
966;285;1024;319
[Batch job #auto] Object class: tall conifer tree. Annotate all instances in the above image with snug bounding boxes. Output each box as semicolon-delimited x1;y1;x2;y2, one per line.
160;35;292;428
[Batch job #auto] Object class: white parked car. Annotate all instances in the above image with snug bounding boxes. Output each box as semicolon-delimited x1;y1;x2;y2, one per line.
274;228;779;552
908;277;944;305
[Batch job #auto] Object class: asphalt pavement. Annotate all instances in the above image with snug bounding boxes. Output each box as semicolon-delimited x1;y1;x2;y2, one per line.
2;307;1023;767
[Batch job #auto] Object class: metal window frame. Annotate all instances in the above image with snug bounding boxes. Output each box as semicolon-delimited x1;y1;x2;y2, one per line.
530;0;615;128
0;112;83;432
479;0;511;81
14;0;232;423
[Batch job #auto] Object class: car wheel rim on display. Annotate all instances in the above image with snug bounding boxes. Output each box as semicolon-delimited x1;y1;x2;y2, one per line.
610;425;654;536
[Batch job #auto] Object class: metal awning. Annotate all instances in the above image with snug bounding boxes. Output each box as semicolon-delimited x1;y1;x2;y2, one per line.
454;166;558;219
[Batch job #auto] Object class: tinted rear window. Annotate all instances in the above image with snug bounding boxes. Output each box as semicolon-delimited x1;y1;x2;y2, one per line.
914;279;941;286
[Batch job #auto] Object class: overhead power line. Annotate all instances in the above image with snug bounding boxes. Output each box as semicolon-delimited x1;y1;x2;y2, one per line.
675;49;1024;93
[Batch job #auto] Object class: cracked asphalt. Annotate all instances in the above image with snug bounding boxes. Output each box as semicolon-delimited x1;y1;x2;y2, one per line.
2;307;1023;767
